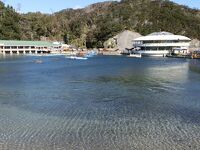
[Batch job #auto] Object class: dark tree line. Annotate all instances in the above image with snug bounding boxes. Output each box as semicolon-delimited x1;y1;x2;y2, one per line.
0;0;199;48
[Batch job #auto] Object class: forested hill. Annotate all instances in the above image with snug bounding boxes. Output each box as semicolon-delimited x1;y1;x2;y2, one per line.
0;0;200;48
0;1;21;40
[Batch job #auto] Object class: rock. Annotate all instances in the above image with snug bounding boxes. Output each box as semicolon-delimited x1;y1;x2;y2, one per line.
190;39;200;48
104;30;141;52
116;30;141;51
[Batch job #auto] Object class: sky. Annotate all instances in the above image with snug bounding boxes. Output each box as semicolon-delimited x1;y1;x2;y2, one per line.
1;0;200;14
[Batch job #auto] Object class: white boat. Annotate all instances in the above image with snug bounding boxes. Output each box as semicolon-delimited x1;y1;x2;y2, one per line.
129;53;142;58
66;56;88;60
85;50;97;57
134;50;168;57
133;32;191;57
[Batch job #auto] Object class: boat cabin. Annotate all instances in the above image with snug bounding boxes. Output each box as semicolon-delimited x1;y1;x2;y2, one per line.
192;50;200;59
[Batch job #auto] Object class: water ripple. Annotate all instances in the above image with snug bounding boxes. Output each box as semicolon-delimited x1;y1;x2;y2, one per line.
0;56;200;149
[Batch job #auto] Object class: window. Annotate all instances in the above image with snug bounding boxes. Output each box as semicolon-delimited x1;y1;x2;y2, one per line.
18;46;24;49
11;46;17;49
5;46;10;49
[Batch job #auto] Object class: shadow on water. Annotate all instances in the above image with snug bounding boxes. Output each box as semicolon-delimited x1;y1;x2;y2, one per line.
189;59;200;74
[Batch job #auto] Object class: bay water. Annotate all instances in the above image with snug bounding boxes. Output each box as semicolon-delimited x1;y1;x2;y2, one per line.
0;55;200;149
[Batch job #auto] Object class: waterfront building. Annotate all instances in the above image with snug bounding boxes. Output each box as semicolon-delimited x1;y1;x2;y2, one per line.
0;40;62;55
133;32;191;56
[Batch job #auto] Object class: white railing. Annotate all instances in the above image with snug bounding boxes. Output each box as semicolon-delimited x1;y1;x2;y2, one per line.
134;42;190;47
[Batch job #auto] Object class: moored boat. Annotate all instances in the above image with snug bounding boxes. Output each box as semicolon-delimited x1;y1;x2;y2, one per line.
66;56;88;60
192;50;200;59
85;50;97;57
129;53;142;58
133;32;191;57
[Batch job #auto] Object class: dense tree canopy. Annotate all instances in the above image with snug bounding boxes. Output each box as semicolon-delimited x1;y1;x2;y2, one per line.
0;2;21;40
0;0;199;48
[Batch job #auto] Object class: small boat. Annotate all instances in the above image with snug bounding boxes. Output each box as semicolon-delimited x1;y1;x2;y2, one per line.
192;50;200;59
129;53;142;58
66;56;88;60
85;51;97;57
77;50;97;58
35;59;43;64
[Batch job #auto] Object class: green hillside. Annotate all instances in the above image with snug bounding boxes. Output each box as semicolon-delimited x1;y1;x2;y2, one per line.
0;1;21;40
0;0;200;48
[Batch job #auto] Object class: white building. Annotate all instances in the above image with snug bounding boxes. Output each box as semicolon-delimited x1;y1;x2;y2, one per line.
133;32;191;56
0;40;62;55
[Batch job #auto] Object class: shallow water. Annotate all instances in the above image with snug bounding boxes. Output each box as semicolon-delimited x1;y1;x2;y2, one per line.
0;55;200;149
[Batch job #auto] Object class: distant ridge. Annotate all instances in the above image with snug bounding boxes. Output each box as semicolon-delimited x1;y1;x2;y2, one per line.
0;0;199;48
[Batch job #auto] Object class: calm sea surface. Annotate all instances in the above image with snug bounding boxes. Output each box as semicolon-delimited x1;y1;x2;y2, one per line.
0;55;200;149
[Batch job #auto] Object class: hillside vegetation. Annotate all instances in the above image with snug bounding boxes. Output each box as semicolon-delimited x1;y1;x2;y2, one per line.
0;2;21;40
0;0;200;48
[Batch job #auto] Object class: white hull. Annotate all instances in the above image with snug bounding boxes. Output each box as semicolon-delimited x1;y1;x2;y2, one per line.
135;50;169;57
66;56;88;60
129;54;142;58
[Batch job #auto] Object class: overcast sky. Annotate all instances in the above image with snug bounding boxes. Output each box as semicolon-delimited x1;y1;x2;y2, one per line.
2;0;200;14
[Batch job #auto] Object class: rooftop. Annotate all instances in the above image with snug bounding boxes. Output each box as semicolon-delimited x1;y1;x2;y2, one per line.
0;40;61;47
134;32;191;41
148;32;174;36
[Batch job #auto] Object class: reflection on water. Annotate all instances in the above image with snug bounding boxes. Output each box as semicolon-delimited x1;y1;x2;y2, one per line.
189;59;200;74
0;56;200;149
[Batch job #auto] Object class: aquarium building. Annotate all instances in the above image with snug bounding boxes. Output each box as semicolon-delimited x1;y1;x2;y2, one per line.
0;40;62;55
133;32;191;56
